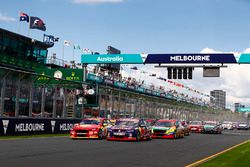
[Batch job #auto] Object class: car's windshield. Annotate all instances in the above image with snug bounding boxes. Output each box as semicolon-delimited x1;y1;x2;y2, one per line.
190;121;202;125
80;119;100;125
204;122;216;126
116;120;138;126
155;121;174;127
239;123;248;125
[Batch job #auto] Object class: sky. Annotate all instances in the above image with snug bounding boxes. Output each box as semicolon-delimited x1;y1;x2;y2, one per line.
1;0;250;109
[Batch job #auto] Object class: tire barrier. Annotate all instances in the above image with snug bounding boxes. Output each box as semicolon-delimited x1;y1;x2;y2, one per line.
0;118;81;136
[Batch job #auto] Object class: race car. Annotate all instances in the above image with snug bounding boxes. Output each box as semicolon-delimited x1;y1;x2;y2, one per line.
106;118;152;141
201;121;223;134
222;121;233;130
110;119;117;126
146;119;157;126
70;118;112;139
151;119;185;139
237;122;250;130
188;121;203;133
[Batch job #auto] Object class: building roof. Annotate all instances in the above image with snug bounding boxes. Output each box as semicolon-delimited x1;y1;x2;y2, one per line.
0;28;52;49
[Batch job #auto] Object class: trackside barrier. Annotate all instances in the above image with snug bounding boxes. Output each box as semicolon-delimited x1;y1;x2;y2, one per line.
0;118;81;136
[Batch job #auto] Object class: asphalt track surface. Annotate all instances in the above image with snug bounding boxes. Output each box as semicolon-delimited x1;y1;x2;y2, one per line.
0;130;249;167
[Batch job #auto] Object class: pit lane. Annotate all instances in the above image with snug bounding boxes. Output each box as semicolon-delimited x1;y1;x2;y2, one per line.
0;131;249;167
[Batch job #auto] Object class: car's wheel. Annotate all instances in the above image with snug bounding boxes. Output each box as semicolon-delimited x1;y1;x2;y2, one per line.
174;133;177;139
98;130;103;139
136;132;141;142
147;132;152;141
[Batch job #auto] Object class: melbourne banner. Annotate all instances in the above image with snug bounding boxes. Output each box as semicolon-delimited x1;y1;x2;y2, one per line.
0;118;81;136
144;54;237;64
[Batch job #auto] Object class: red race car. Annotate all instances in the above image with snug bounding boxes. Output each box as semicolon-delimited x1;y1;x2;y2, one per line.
106;118;152;141
188;121;203;133
70;118;111;139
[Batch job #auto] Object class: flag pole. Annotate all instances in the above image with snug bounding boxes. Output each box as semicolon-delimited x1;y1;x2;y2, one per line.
17;11;21;34
72;44;75;64
62;43;65;67
27;16;31;37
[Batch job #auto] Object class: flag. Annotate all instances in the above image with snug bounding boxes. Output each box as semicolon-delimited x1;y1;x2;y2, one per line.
19;12;29;22
73;44;81;50
83;48;89;52
168;80;174;84
29;16;46;31
130;66;138;70
64;40;71;46
43;34;54;46
149;73;156;77
157;77;162;80
83;48;90;53
157;77;167;81
54;37;59;42
175;83;184;87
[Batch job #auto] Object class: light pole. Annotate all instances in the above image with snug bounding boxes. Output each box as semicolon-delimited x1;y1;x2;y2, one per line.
82;63;87;118
104;71;109;118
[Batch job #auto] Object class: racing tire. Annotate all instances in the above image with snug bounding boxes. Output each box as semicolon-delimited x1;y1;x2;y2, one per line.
136;132;141;142
147;132;152;141
181;132;185;138
98;130;103;139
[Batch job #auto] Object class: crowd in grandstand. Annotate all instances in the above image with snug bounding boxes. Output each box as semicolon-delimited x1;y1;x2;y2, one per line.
46;56;211;107
87;64;210;107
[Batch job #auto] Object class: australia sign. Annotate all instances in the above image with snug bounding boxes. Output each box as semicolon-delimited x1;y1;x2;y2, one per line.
81;54;144;64
238;54;250;64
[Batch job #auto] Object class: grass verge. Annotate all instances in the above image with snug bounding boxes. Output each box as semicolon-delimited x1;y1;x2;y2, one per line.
0;133;69;139
199;140;250;167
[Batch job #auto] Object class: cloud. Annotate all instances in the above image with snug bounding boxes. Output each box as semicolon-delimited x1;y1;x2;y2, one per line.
0;12;16;22
198;48;250;107
243;48;250;53
200;48;222;53
72;0;124;4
